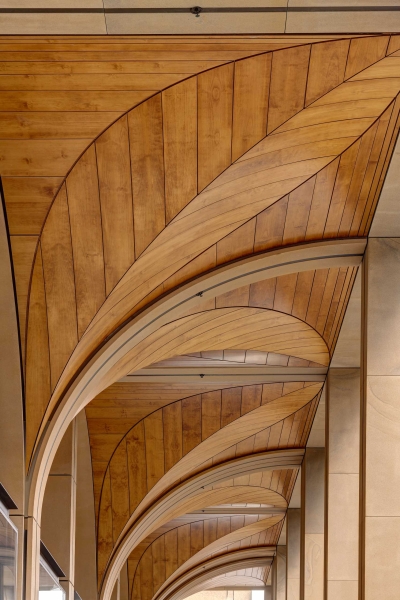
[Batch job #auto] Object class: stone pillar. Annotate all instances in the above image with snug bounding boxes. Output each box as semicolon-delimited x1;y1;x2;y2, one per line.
287;509;301;600
275;546;286;600
41;421;77;599
325;369;360;600
300;448;324;600
361;238;400;600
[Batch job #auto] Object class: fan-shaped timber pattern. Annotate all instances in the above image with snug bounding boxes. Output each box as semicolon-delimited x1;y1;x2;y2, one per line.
130;514;283;600
96;384;320;586
23;35;400;467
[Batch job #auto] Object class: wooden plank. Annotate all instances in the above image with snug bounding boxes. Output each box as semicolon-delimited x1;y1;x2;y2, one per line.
323;141;361;238
274;274;298;314
152;536;166;593
216;218;256;265
232;54;271;161
305;269;329;329
221;388;242;427
315;268;340;335
201;390;222;440
139;547;153;600
190;521;204;557
254;196;288;252
215;285;249;309
163;77;197;223
291;271;315;321
241;385;262;415
66;144;106;337
204;519;218;547
305;159;338;241
249;279;276;310
144;411;165;490
282;178;315;245
182;396;202;456
40;185;78;389
126;421;148;513
344;36;389;80
109;440;130;543
178;524;191;566
267;45;311;133
3;177;62;235
0;139;90;177
10;235;37;353
0;60;226;74
97;470;113;584
163;402;183;471
164;529;178;580
0;90;152;112
197;63;234;192
128;94;165;257
305;39;349;106
0;73;188;91
0;111;120;139
25;246;51;465
96;115;135;294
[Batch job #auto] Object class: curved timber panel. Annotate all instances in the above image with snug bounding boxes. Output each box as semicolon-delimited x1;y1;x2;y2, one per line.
23;40;400;468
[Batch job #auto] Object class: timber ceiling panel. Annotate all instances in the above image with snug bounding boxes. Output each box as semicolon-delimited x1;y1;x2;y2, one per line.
3;34;400;599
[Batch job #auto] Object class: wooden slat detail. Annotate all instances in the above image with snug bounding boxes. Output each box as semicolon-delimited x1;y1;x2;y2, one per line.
283;178;315;244
182;396;202;456
267;45;311;133
2;177;62;235
95;116;135;295
232;54;271;162
216;219;256;265
109;440;130;544
126;422;147;514
25;246;51;465
144;410;165;490
202;390;222;440
197;64;234;192
40;185;78;389
163;402;183;472
254;197;288;253
305;39;349;106
163;78;197;223
344;36;389;80
66;145;106;338
305;160;338;241
129;94;165;258
10;235;37;354
97;470;113;585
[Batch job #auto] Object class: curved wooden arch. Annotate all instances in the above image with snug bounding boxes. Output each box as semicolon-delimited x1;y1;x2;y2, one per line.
150;548;275;600
96;384;320;581
100;449;302;600
142;515;284;600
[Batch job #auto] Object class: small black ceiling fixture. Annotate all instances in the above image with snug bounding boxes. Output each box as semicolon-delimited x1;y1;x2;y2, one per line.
190;6;202;17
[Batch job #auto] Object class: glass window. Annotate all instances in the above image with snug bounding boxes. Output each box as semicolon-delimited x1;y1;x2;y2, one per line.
0;503;17;600
39;560;65;600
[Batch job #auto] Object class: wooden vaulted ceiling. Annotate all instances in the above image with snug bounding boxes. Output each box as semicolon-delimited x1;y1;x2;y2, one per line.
2;33;400;599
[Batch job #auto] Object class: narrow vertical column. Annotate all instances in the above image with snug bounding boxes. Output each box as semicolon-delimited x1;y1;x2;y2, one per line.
361;238;400;599
41;421;77;599
300;448;324;600
287;509;301;600
276;546;286;600
326;368;360;599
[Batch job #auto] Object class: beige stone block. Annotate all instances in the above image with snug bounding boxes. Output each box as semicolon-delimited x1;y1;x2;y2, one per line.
328;369;360;474
287;509;301;579
304;533;324;600
327;580;358;600
287;578;300;600
370;138;400;238
286;9;400;33
0;13;106;34
106;0;286;5
366;239;400;376
304;448;325;535
327;474;358;582
365;517;400;600
331;271;361;368
366;376;400;517
105;12;286;34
